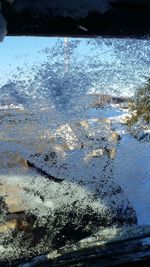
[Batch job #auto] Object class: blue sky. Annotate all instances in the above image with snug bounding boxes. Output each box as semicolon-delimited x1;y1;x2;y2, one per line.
0;36;115;86
0;37;57;85
1;36;149;97
0;36;55;66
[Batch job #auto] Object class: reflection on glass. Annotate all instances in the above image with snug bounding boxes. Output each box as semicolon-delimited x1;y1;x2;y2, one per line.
0;37;150;265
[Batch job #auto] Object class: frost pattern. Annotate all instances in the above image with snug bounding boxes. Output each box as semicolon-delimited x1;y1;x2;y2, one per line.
0;37;150;264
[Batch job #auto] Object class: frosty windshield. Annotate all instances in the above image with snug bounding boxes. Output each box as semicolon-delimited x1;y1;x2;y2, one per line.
0;37;150;266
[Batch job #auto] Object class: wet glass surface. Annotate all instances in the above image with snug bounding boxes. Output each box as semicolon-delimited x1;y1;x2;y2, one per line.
0;37;150;266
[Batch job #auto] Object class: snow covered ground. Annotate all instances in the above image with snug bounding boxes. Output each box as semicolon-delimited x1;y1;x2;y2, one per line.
88;104;150;225
84;104;150;225
0;102;149;227
0;96;149;263
95;104;150;225
110;112;150;225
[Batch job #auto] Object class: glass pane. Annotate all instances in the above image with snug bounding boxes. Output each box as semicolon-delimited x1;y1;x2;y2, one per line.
0;37;150;265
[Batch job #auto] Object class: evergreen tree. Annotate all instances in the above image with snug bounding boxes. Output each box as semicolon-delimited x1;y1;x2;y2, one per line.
127;78;150;125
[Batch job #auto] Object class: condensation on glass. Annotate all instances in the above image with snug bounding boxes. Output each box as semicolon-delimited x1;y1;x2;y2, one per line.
0;37;150;266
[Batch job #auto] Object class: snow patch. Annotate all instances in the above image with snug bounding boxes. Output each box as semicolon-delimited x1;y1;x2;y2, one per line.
0;104;24;110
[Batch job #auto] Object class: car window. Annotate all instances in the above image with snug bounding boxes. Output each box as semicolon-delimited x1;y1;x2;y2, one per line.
0;37;150;266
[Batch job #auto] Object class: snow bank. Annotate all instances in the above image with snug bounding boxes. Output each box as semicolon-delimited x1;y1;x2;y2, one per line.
129;120;150;142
